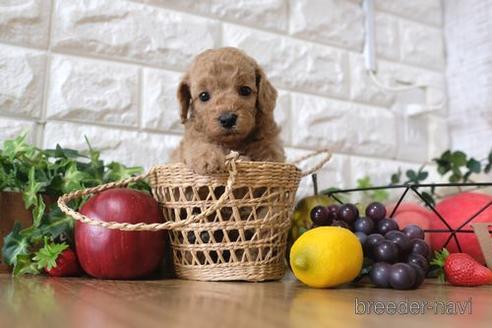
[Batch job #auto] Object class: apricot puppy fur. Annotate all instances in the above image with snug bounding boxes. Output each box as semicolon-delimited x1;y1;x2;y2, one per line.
171;47;285;174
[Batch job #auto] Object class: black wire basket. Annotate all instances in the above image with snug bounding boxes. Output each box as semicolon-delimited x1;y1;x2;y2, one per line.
316;178;492;253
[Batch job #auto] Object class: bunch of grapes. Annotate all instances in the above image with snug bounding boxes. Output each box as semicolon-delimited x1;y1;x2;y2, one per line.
310;201;431;290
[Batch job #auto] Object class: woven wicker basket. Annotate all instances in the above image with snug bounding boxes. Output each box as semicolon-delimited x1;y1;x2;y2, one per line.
58;150;331;281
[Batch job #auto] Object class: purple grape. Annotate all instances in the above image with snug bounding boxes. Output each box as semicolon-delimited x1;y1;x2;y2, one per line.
402;224;425;240
389;263;416;290
377;218;399;235
326;204;340;220
410;239;431;259
331;219;350;229
409;263;425;289
385;230;412;255
365;233;385;255
337;203;359;224
355;232;368;245
373;240;399;263
407;253;429;273
354;217;375;235
365;202;387;221
369;262;392;288
310;206;332;226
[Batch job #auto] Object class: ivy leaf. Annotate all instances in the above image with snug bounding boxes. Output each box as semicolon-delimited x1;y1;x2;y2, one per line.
32;196;46;228
104;162;143;182
2;132;33;160
390;169;401;185
33;206;74;243
449;173;461;183
62;163;91;193
417;170;429;181
372;190;390;203
406;170;418;182
13;254;40;276
436;160;451;175
466;158;481;173
2;223;31;266
485;163;491;174
421;191;436;207
23;167;42;209
451;151;467;167
44;144;85;159
356;176;371;189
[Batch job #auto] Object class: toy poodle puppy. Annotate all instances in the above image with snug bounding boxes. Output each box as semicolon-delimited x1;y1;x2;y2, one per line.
171;47;285;175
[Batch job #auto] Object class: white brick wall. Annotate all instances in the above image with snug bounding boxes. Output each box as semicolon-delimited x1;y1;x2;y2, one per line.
0;0;449;198
444;0;492;160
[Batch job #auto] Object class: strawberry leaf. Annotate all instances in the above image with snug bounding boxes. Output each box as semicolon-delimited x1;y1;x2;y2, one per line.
430;249;450;283
32;238;69;271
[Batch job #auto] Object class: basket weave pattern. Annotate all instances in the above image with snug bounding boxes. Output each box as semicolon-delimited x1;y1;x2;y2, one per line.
149;160;301;281
57;150;331;282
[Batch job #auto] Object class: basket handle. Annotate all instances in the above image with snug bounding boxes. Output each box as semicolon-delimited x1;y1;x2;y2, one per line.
57;152;239;231
292;149;332;177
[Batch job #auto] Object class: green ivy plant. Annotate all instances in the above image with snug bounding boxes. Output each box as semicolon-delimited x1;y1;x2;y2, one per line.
390;148;492;206
0;133;149;274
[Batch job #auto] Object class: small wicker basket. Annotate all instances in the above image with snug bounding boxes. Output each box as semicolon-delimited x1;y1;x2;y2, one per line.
58;150;331;281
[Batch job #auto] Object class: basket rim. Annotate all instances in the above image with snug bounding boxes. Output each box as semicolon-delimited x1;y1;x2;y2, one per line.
150;160;302;172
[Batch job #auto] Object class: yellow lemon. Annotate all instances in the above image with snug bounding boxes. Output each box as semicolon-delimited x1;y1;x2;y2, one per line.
290;227;363;288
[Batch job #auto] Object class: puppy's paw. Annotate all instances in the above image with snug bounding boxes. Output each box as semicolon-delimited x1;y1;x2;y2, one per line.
189;151;226;175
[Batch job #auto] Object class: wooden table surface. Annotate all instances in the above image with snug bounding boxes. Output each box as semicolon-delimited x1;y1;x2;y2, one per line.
0;273;490;328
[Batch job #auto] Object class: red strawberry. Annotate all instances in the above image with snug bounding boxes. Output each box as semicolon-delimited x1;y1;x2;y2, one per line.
432;249;492;287
46;248;83;277
33;239;83;277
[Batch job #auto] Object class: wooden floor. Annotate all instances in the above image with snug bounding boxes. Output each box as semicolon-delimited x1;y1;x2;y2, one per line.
0;273;490;328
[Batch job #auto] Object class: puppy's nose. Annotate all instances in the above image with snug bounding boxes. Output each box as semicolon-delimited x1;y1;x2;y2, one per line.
218;112;237;129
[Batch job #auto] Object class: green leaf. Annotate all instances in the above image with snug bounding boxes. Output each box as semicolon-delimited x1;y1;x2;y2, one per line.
451;151;467;166
2;132;33;159
23;167;42;209
436;161;451;175
390;169;401;185
430;249;449;283
372;190;389;203
356;176;371;189
32;196;46;228
62;163;90;193
33;206;74;242
32;238;69;271
449;173;461;183
440;150;452;161
417;170;429;181
406;169;417;182
485;163;491;174
463;171;473;182
421;191;436;207
104;162;143;182
13;254;40;276
1;223;31;266
466;158;481;173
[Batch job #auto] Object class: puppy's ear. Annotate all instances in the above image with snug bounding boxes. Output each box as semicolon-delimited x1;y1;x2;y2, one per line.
177;74;191;123
255;66;277;114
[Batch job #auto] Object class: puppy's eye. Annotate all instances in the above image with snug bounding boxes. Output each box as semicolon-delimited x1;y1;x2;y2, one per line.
239;86;252;96
199;91;210;102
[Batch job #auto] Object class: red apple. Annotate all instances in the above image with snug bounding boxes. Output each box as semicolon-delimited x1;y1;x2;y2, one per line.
431;192;492;264
76;188;166;279
386;202;432;244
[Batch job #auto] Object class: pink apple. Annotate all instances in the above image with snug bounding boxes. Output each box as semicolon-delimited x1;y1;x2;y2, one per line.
431;192;492;264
